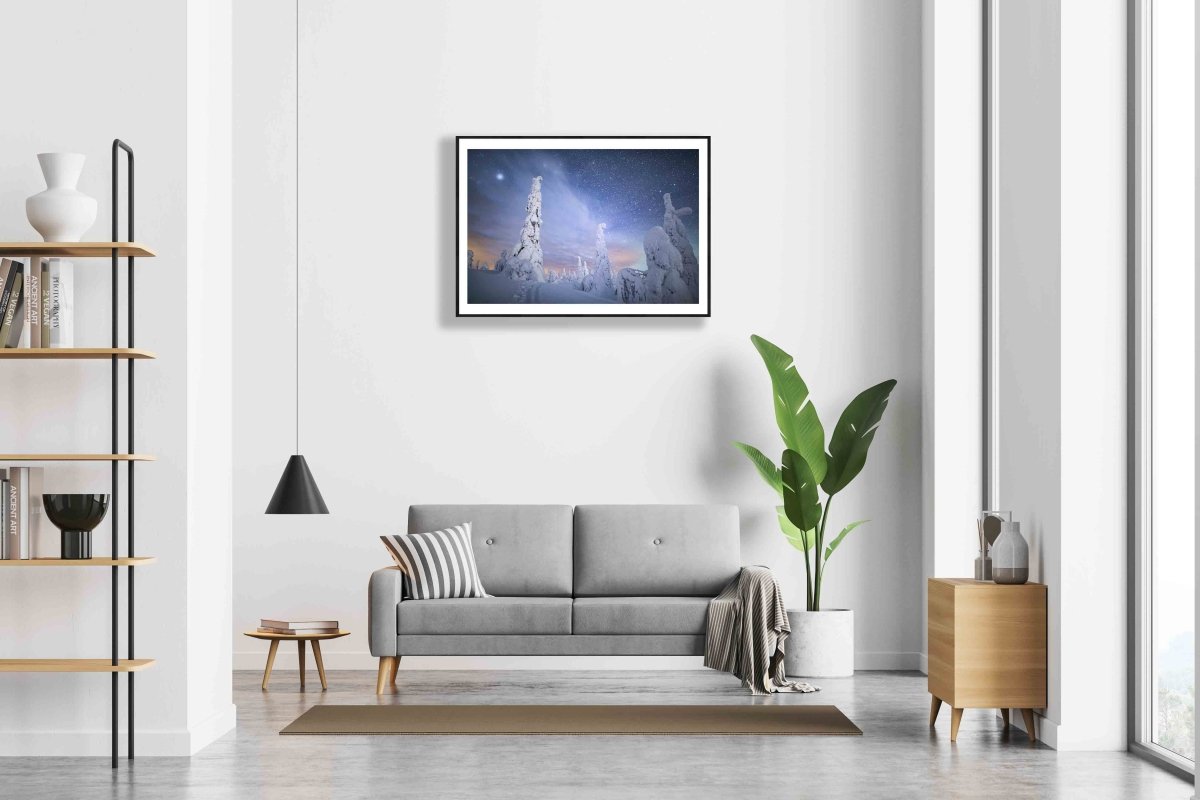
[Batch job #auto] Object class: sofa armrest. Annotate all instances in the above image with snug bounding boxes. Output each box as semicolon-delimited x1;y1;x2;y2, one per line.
368;566;404;657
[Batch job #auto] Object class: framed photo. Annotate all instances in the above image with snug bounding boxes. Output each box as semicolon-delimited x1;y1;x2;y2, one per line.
456;136;710;317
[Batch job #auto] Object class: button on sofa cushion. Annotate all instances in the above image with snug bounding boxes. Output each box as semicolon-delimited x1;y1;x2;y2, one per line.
380;523;489;600
572;597;711;635
398;597;573;636
409;505;573;597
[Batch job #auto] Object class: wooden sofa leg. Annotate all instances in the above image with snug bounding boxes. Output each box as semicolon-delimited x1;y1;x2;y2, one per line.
377;657;397;694
390;656;400;687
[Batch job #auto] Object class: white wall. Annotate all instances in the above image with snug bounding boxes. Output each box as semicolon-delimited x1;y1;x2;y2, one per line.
232;0;926;671
991;0;1128;750
0;0;234;756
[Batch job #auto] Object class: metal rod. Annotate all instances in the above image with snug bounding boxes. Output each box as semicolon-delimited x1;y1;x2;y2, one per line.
110;140;121;770
126;143;135;762
111;138;135;765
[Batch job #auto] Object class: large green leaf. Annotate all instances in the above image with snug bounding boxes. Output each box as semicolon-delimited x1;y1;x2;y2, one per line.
751;335;827;483
777;505;814;552
823;520;868;561
734;442;782;497
782;448;823;534
821;379;897;496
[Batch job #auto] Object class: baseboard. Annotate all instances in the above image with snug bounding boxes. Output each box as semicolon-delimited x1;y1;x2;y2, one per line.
855;651;923;671
0;703;237;757
234;650;924;672
235;651;709;671
187;703;237;755
918;652;929;675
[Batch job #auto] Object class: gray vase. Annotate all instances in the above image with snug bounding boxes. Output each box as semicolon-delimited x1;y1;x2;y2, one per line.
991;521;1029;584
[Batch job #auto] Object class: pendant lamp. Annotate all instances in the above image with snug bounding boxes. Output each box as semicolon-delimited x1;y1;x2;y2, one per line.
266;0;328;515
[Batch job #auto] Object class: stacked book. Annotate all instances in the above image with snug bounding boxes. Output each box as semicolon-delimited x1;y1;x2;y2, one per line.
0;257;75;349
258;619;339;635
0;467;48;559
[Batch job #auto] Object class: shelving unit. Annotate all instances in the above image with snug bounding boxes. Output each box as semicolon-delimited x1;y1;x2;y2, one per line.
0;140;153;768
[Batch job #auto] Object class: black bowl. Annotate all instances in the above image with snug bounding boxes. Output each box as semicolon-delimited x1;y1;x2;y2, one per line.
42;494;110;533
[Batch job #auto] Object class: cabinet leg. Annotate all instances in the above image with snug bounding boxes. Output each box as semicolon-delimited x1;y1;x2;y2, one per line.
1020;708;1037;743
298;640;306;690
377;656;397;694
929;695;943;726
950;707;964;741
312;640;328;690
1000;708;1010;730
261;639;279;690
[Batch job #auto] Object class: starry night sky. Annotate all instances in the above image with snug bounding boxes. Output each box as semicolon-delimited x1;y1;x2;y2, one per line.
465;148;700;272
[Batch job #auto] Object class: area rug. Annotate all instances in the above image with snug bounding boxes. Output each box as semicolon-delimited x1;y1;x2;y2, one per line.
280;704;862;736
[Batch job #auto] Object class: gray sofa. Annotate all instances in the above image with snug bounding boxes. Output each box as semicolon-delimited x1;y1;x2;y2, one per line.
368;504;740;692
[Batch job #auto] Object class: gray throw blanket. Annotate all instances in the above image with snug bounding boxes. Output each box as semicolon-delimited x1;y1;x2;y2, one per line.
704;566;818;695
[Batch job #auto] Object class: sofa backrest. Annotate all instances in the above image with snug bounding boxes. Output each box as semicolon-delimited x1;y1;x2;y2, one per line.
573;505;740;597
408;505;573;597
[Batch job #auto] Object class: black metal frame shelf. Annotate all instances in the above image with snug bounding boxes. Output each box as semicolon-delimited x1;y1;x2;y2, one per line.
0;140;153;769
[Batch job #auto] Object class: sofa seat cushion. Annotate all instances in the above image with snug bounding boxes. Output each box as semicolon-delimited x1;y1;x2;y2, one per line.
572;597;710;635
397;597;572;636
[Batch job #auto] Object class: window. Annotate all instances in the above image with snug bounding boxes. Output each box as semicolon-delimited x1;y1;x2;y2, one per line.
1133;0;1196;774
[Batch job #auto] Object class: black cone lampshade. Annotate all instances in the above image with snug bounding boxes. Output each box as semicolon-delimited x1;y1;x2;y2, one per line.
265;455;329;515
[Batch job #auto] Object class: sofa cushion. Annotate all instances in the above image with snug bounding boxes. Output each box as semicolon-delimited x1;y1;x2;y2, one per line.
573;505;740;597
397;597;572;636
409;505;573;597
380;524;489;599
572;597;710;635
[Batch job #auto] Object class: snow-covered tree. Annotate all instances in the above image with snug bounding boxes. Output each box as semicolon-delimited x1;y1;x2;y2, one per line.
467;249;475;270
495;248;511;274
662;193;699;302
642;226;689;303
505;176;545;282
582;222;617;299
617;268;646;303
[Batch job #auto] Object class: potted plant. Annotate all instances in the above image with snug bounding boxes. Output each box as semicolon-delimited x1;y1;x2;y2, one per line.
735;334;896;677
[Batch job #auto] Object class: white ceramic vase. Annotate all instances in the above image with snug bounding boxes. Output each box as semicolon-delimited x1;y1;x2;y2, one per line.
991;521;1029;584
784;608;854;677
26;153;97;242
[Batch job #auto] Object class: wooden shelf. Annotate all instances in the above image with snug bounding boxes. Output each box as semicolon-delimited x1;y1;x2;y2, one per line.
0;348;156;360
0;659;155;673
0;557;155;567
0;454;155;462
0;242;155;258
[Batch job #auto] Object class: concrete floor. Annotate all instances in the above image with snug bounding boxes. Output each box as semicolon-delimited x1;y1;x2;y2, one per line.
0;669;1192;799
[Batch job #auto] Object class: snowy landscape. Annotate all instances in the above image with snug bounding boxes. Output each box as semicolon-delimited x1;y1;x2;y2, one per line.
462;147;704;309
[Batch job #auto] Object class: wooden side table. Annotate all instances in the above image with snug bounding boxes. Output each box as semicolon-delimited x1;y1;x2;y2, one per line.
927;579;1046;742
243;630;350;690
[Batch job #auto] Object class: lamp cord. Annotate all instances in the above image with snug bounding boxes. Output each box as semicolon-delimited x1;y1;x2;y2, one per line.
295;0;301;456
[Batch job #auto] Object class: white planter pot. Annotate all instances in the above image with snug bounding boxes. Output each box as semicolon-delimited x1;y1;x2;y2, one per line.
784;608;854;677
26;153;97;242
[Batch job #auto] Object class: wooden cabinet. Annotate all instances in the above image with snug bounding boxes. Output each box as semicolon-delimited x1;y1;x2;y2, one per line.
927;578;1047;742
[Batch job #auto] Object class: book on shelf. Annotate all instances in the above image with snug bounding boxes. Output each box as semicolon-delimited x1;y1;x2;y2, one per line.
259;619;339;631
0;471;8;560
5;467;27;559
39;258;51;346
3;467;44;560
47;259;74;347
0;260;23;347
0;259;16;340
20;257;41;348
27;469;50;558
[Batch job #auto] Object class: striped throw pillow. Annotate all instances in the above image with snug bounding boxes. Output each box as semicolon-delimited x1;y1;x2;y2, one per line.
380;523;489;600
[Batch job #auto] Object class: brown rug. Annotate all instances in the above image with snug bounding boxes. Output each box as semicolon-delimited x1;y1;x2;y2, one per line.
280;704;861;736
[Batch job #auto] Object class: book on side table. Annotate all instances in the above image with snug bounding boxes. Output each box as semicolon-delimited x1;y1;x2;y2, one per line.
258;619;339;635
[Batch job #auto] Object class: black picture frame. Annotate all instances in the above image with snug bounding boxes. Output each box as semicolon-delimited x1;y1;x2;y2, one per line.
455;135;711;318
